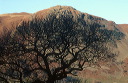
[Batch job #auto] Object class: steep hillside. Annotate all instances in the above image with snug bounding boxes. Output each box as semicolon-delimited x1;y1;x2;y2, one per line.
115;24;128;61
0;5;128;83
0;12;31;37
118;24;128;33
0;6;122;36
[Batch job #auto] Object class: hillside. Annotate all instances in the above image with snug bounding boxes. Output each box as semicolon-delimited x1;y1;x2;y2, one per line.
0;6;128;83
1;6;127;59
0;12;31;37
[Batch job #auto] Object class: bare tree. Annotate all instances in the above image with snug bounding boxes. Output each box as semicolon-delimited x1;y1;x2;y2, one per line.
0;14;124;83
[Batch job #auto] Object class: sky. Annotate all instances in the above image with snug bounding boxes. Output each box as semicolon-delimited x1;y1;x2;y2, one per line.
0;0;128;24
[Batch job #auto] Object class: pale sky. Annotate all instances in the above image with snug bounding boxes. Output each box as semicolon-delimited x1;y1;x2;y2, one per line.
0;0;128;24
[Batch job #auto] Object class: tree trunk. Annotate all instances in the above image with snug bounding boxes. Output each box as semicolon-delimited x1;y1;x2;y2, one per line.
19;72;23;83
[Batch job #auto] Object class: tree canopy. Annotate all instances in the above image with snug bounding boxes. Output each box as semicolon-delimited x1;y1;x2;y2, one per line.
0;14;124;83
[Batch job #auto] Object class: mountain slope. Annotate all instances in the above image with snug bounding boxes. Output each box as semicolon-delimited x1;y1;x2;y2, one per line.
0;12;31;37
0;5;128;83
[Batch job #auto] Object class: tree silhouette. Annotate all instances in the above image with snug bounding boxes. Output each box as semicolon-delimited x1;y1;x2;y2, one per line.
0;15;124;83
